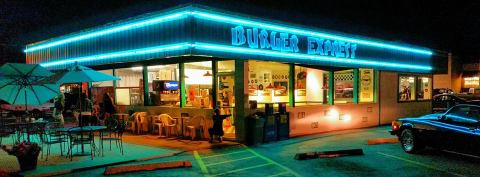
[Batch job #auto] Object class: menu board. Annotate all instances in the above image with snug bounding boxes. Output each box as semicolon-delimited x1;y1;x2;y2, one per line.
359;69;374;102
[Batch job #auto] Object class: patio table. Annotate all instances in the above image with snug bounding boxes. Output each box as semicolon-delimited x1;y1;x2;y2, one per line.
6;120;48;142
56;126;107;156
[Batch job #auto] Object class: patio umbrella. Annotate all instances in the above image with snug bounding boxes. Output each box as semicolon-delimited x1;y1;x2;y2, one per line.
55;63;119;126
57;63;120;84
0;63;59;112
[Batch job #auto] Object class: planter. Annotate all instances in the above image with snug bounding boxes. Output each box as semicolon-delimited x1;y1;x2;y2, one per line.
17;154;39;171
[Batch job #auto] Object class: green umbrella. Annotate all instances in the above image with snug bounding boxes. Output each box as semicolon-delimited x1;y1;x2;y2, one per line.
0;63;59;112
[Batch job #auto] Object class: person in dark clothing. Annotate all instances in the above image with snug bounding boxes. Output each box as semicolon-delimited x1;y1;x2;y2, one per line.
103;92;115;113
209;108;231;143
102;92;116;122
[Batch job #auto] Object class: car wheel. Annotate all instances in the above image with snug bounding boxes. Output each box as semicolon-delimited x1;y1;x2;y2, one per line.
400;129;424;153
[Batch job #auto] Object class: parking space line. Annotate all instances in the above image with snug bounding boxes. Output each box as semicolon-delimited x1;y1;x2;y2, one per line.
210;163;273;177
205;156;257;167
193;151;210;177
266;171;291;177
244;146;302;177
377;152;465;177
201;150;248;159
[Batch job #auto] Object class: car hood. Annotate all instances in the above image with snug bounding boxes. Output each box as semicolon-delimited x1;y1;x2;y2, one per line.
398;113;443;121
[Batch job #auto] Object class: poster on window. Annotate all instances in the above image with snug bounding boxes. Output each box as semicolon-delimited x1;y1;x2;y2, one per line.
359;69;374;102
274;81;288;96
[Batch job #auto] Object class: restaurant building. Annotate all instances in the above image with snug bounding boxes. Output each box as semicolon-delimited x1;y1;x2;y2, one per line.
25;5;436;142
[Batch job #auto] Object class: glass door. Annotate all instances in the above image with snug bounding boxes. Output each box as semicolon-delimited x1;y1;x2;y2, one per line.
217;73;236;139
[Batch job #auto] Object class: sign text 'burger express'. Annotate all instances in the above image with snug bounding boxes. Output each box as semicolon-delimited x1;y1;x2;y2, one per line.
231;26;358;59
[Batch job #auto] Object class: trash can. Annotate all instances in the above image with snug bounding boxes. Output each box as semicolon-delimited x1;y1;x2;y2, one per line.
263;114;277;143
276;112;290;140
247;112;265;145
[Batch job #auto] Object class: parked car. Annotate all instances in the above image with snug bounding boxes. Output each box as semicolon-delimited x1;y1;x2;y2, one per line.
432;94;480;113
390;104;480;155
433;88;454;96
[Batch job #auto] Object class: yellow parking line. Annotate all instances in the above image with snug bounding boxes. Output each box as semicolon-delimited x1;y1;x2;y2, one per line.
210;163;273;177
193;151;210;177
201;150;248;159
244;146;302;177
377;152;465;177
206;156;257;167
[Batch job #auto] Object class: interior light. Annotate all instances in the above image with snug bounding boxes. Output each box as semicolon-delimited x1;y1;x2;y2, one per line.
131;66;143;71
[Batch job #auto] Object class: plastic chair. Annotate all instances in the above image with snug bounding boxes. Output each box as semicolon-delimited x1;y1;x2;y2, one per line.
152;115;164;137
159;114;177;137
132;112;148;134
185;115;205;140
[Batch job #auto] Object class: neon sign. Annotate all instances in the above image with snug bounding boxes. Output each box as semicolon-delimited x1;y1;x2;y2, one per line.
231;26;357;59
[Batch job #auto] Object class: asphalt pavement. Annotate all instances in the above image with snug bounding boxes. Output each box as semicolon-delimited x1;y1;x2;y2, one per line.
61;126;480;177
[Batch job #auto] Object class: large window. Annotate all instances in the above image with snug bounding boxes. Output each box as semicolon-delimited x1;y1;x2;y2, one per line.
334;69;354;103
248;61;290;105
185;61;213;108
359;68;374;103
295;66;327;105
115;67;144;105
147;64;179;106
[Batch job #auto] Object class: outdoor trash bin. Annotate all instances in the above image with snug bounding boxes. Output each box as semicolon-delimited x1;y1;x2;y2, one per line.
276;113;289;140
263;115;277;143
246;113;265;145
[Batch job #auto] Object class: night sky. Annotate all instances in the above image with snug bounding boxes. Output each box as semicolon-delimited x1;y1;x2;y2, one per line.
1;0;479;64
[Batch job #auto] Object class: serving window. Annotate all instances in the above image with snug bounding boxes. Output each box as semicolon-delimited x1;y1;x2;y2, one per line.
147;64;179;106
398;75;432;102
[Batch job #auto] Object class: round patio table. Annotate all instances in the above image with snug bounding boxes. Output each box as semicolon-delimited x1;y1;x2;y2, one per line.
6;120;48;142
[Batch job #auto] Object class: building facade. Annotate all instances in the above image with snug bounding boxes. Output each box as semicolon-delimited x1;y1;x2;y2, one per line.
26;5;436;142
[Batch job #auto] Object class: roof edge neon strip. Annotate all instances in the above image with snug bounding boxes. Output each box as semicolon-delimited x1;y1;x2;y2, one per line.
25;7;433;56
39;43;192;67
193;42;432;71
25;11;191;53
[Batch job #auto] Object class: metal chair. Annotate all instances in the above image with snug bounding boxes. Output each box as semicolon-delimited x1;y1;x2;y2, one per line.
101;119;126;156
41;122;66;161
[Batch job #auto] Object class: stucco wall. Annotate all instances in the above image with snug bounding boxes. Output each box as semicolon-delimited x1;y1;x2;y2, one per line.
379;71;432;125
287;103;379;137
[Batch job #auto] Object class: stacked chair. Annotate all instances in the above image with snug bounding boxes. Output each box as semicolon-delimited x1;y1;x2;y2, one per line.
185;115;205;140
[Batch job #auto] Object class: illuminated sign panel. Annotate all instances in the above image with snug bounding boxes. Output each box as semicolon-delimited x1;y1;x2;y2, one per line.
231;26;357;59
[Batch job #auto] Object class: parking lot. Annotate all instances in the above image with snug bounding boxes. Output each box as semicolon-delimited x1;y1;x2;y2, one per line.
49;126;480;177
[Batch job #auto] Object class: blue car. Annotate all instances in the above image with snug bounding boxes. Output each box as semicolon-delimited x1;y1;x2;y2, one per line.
390;104;480;155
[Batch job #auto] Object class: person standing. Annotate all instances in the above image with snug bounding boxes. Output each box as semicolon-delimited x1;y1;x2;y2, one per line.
102;92;115;120
53;88;65;126
209;108;231;143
